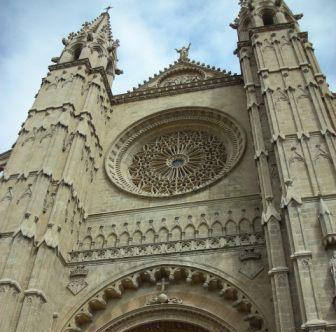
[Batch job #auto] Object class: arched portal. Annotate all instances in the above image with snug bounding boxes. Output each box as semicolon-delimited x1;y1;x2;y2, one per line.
97;305;234;332
62;264;270;332
126;321;209;332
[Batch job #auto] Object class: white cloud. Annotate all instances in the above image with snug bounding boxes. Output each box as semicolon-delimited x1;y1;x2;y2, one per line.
0;0;335;152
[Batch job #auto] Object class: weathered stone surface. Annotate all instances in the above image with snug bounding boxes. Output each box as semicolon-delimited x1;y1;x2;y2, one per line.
0;1;335;331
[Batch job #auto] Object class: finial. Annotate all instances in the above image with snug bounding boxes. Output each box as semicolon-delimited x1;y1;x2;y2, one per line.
104;4;113;13
175;43;191;62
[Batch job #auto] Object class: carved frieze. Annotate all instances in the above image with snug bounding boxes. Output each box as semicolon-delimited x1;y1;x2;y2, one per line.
69;232;264;263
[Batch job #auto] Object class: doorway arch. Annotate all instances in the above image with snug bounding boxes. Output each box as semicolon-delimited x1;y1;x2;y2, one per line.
98;305;234;332
62;264;270;332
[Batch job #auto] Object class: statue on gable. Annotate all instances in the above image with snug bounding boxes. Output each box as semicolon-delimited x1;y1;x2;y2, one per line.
175;43;191;61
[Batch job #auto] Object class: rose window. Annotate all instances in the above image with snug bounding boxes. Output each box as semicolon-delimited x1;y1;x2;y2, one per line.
105;108;245;197
128;131;227;196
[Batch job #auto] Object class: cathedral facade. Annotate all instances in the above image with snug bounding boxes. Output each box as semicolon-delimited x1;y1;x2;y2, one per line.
0;0;336;331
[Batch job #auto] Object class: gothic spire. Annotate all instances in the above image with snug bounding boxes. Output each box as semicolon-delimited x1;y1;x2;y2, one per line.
233;0;303;41
56;11;122;85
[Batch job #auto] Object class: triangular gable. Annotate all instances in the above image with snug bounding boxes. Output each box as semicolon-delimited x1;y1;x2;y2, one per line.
133;58;234;91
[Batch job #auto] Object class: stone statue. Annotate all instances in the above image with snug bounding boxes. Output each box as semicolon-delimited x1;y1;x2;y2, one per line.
330;251;336;291
175;43;191;61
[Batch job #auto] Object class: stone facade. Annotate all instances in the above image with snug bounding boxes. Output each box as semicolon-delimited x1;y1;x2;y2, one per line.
0;1;335;331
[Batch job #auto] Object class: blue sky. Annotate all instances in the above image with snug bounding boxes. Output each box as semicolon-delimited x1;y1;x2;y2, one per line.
0;0;335;152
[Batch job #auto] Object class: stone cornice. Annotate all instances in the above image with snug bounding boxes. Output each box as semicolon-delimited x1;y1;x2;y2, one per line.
48;59;113;106
112;75;243;105
68;232;265;264
87;193;261;221
250;22;295;35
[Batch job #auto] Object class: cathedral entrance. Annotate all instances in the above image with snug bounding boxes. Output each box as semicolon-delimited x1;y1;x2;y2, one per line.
63;264;270;332
125;321;210;332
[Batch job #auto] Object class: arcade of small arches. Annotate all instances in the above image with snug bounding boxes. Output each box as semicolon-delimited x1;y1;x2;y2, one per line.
78;215;263;251
62;264;269;332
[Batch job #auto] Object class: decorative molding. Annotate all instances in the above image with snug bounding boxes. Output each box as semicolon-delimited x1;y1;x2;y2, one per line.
48;59;113;106
69;232;265;264
62;264;268;331
24;288;48;303
0;278;22;293
112;75;243;104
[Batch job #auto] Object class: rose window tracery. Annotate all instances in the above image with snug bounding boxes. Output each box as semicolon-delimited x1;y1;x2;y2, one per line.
128;131;227;196
105;108;245;197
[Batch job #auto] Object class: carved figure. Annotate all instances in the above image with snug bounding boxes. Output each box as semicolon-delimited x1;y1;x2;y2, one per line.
330;251;336;291
175;43;191;61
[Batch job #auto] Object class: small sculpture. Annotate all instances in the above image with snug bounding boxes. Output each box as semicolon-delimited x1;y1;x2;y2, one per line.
330;251;336;288
330;251;336;308
175;43;191;61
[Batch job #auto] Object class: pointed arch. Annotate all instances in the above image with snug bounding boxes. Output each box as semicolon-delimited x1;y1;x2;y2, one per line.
261;9;275;26
225;220;237;235
132;230;143;245
253;217;262;233
82;235;92;250
61;263;270;332
70;43;84;61
211;220;223;236
239;218;251;234
158;227;169;242
144;229;155;244
184;224;196;240
94;234;105;249
171;225;182;241
107;233;117;247
119;232;130;247
197;222;209;238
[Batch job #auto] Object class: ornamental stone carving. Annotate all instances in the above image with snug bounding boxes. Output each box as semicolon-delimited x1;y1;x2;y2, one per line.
105;108;246;197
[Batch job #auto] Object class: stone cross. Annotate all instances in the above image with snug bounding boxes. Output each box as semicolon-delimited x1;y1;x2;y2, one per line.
104;5;113;13
157;277;169;292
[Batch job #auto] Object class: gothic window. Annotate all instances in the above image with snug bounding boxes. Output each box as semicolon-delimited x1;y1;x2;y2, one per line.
106;60;113;75
72;44;82;60
105;108;246;198
262;11;275;26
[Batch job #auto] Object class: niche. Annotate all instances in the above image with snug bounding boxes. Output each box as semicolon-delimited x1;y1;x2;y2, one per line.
262;11;275;26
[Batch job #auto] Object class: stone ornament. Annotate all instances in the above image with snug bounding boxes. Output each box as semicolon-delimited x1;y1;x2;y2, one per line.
330;251;336;309
146;277;183;305
67;265;88;295
105;108;246;197
129;130;227;196
63;265;267;331
239;248;263;279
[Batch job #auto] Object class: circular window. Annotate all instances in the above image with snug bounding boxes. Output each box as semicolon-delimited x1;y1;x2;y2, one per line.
105;108;245;197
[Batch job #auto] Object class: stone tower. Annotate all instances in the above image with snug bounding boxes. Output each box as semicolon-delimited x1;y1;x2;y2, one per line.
0;1;335;331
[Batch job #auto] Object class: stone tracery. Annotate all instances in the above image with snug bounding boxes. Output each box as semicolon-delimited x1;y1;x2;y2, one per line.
129;130;227;196
105;108;246;197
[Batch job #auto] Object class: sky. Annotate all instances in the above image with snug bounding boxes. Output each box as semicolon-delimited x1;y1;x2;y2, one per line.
0;0;335;152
